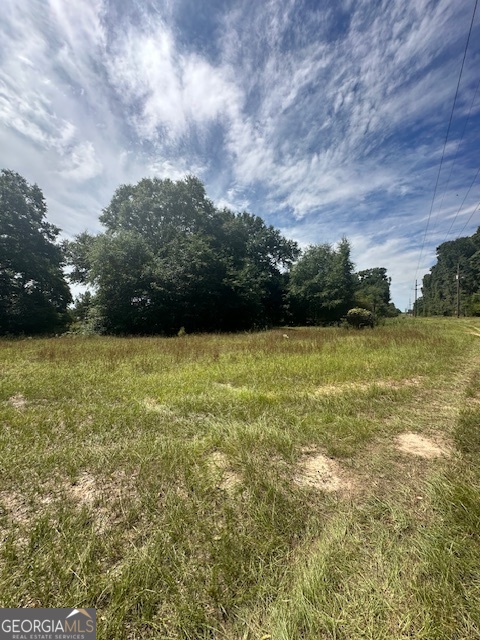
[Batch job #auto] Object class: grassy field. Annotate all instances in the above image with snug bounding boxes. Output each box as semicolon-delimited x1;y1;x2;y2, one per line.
0;318;479;639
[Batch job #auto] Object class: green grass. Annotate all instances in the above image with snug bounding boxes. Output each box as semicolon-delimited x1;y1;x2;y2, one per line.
0;318;479;638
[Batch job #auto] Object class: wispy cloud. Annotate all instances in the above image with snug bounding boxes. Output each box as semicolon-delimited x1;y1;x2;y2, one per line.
104;13;243;145
0;0;479;309
215;0;478;219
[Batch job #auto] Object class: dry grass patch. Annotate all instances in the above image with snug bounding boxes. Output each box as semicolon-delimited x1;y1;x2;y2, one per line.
0;481;62;527
1;470;139;536
209;451;242;492
0;490;30;525
69;471;98;506
294;449;355;494
142;398;176;415
314;377;424;396
7;394;27;410
395;432;451;459
67;470;139;533
214;382;251;395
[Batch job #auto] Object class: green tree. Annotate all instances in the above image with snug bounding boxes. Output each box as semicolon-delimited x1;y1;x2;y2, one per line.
418;229;480;316
288;239;356;325
65;231;96;285
99;175;219;246
0;169;71;334
218;211;299;329
67;177;299;334
355;267;392;316
70;291;93;324
88;231;154;334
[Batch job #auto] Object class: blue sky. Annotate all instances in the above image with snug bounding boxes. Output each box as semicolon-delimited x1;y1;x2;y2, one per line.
1;0;479;310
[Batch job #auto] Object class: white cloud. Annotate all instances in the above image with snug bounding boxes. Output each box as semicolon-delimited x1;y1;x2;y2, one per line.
105;19;243;142
214;0;478;228
350;234;421;310
147;158;206;182
0;0;478;312
57;141;103;181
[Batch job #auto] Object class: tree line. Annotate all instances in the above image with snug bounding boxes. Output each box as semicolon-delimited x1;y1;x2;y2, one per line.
415;227;480;317
1;169;398;336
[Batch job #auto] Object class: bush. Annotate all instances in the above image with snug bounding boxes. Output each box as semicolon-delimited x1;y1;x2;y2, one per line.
345;307;375;329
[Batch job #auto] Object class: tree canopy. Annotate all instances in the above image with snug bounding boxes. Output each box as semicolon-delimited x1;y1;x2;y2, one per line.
416;228;480;316
67;176;300;334
1;169;400;335
355;267;397;317
0;170;71;335
288;239;356;325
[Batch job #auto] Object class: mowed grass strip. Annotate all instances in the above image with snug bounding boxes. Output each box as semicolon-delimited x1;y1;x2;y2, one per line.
0;318;478;639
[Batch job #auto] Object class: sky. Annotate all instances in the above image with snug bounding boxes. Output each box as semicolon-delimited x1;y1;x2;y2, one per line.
1;0;479;311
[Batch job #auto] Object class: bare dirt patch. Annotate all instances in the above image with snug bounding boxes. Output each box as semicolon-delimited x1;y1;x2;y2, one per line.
143;398;176;416
314;377;424;396
0;491;30;524
214;382;251;394
294;450;353;493
395;432;451;459
210;452;241;492
67;470;138;533
215;382;235;390
8;394;27;409
69;472;98;506
0;486;58;542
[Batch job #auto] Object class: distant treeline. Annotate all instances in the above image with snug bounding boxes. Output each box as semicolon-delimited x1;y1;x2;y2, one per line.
1;169;398;336
415;227;480;317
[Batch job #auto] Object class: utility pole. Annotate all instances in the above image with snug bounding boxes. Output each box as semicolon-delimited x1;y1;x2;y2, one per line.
414;280;418;317
456;261;461;318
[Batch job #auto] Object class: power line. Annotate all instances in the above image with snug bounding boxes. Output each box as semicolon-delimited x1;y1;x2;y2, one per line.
442;165;480;243
456;199;480;237
414;0;479;283
434;74;480;234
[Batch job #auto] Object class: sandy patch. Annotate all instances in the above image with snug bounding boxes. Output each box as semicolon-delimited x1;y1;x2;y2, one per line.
210;452;241;492
215;382;235;390
0;486;57;530
395;432;450;459
0;472;138;540
68;470;138;533
215;383;250;394
0;491;30;524
314;378;424;396
295;450;352;493
143;398;176;415
8;394;27;409
69;472;98;506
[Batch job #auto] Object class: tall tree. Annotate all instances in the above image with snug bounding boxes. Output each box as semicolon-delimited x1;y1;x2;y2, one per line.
218;210;300;329
0;170;71;334
418;229;480;316
355;267;392;316
288;239;356;324
67;176;299;334
99;175;219;245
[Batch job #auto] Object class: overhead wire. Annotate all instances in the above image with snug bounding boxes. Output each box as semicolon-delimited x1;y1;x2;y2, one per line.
434;74;480;238
457;199;480;237
442;164;480;242
414;0;479;285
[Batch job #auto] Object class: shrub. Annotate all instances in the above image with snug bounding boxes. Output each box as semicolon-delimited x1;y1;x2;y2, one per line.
345;307;375;329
